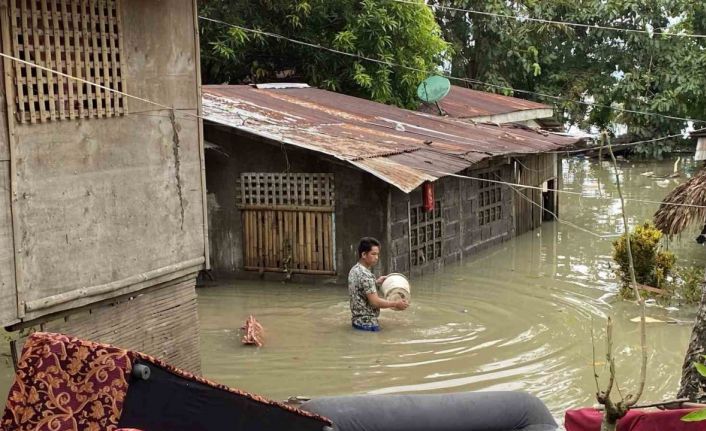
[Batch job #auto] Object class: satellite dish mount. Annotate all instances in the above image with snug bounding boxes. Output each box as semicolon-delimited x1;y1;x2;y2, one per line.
417;76;451;116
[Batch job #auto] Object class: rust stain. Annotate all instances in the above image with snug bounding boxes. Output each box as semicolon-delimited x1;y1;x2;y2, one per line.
418;85;551;119
203;85;580;193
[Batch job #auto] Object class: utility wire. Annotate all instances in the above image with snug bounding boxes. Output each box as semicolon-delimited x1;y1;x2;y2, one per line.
1;33;700;211
199;16;705;125
392;0;706;40
420;167;706;210
549;133;687;154
494;172;616;238
0;45;687;161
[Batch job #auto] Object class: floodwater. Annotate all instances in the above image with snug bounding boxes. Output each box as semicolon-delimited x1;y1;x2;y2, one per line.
2;157;706;423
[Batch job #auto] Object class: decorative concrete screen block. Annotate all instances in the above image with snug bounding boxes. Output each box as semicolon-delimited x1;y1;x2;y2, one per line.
410;200;442;266
477;170;503;226
2;0;127;123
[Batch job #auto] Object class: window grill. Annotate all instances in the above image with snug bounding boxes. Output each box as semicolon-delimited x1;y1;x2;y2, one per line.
2;0;127;123
409;201;442;266
477;171;503;226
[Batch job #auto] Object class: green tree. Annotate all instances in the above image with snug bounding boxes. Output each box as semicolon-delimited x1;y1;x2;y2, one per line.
199;0;449;108
429;0;706;154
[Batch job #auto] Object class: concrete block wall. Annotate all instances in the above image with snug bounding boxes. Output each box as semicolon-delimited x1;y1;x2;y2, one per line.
387;160;515;279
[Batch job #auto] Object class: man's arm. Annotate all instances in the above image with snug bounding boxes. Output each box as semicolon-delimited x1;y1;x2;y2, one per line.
366;292;409;310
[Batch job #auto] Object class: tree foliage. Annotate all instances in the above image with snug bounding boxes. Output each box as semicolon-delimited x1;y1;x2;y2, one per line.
429;0;706;153
199;0;449;108
200;0;706;152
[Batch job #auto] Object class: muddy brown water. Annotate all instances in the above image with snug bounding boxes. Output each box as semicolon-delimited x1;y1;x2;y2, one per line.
2;158;706;424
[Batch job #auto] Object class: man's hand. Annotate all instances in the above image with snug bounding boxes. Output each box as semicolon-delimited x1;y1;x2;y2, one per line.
376;275;388;285
393;299;409;311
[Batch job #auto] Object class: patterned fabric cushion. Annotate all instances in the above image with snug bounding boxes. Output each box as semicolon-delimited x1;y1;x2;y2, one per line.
1;332;131;431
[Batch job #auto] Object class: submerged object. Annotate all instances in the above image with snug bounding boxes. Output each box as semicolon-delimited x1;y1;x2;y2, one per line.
241;314;264;346
380;273;411;302
301;392;558;431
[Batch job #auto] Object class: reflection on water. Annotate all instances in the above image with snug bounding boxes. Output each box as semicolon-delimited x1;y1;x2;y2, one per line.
2;158;706;420
197;157;705;418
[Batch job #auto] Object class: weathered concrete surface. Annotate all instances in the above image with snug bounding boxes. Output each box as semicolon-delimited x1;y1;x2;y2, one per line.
205;126;387;283
1;0;206;323
122;0;198;113
0;55;18;326
0;162;16;325
12;113;204;319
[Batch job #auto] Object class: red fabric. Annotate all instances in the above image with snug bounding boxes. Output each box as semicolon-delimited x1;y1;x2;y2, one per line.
565;408;706;431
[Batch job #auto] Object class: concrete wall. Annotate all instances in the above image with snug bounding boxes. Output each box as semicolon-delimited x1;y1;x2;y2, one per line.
205;124;522;284
0;56;17;326
204;125;388;283
1;0;206;327
387;162;515;278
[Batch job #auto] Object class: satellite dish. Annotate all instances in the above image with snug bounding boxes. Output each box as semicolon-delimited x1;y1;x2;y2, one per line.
417;76;451;103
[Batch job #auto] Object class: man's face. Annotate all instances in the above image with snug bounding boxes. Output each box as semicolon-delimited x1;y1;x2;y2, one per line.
361;246;380;268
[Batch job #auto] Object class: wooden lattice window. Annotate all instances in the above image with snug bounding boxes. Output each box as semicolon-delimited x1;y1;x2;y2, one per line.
2;0;127;123
238;173;335;209
409;201;442;267
237;173;336;275
477;171;503;226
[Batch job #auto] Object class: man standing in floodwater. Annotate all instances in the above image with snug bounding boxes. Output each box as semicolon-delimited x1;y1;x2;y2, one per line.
349;237;409;331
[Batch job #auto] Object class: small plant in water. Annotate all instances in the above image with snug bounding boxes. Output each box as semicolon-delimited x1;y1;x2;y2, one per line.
613;222;675;298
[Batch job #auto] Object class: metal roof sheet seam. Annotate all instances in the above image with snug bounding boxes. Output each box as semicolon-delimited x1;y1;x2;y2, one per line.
202;85;580;193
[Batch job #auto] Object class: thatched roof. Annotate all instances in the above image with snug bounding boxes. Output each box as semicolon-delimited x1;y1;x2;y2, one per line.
654;164;706;236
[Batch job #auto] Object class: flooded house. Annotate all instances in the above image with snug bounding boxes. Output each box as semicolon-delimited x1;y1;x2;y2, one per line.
203;84;580;283
0;0;208;372
419;85;570;236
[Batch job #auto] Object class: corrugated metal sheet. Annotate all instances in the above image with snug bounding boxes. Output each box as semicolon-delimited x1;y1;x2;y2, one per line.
203;85;579;193
418;85;551;120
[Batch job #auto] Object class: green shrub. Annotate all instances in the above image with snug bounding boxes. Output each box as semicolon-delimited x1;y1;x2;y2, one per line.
612;222;675;298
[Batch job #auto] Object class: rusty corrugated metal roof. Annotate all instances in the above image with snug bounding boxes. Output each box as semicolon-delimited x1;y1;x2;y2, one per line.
203;85;579;193
418;85;552;121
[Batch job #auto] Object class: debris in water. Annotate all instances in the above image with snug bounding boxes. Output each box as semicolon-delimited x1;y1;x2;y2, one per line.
630;316;665;323
241;315;264;347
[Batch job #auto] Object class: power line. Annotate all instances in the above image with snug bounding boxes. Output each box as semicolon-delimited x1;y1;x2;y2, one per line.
420;167;706;210
1;31;699;212
0;44;686;161
392;0;706;40
550;133;686;154
199;16;705;125
495;172;617;238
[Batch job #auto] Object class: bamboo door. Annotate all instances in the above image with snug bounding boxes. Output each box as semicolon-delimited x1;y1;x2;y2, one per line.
239;173;335;275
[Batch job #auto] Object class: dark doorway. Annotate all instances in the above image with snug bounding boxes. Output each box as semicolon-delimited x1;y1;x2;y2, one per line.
542;179;556;222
